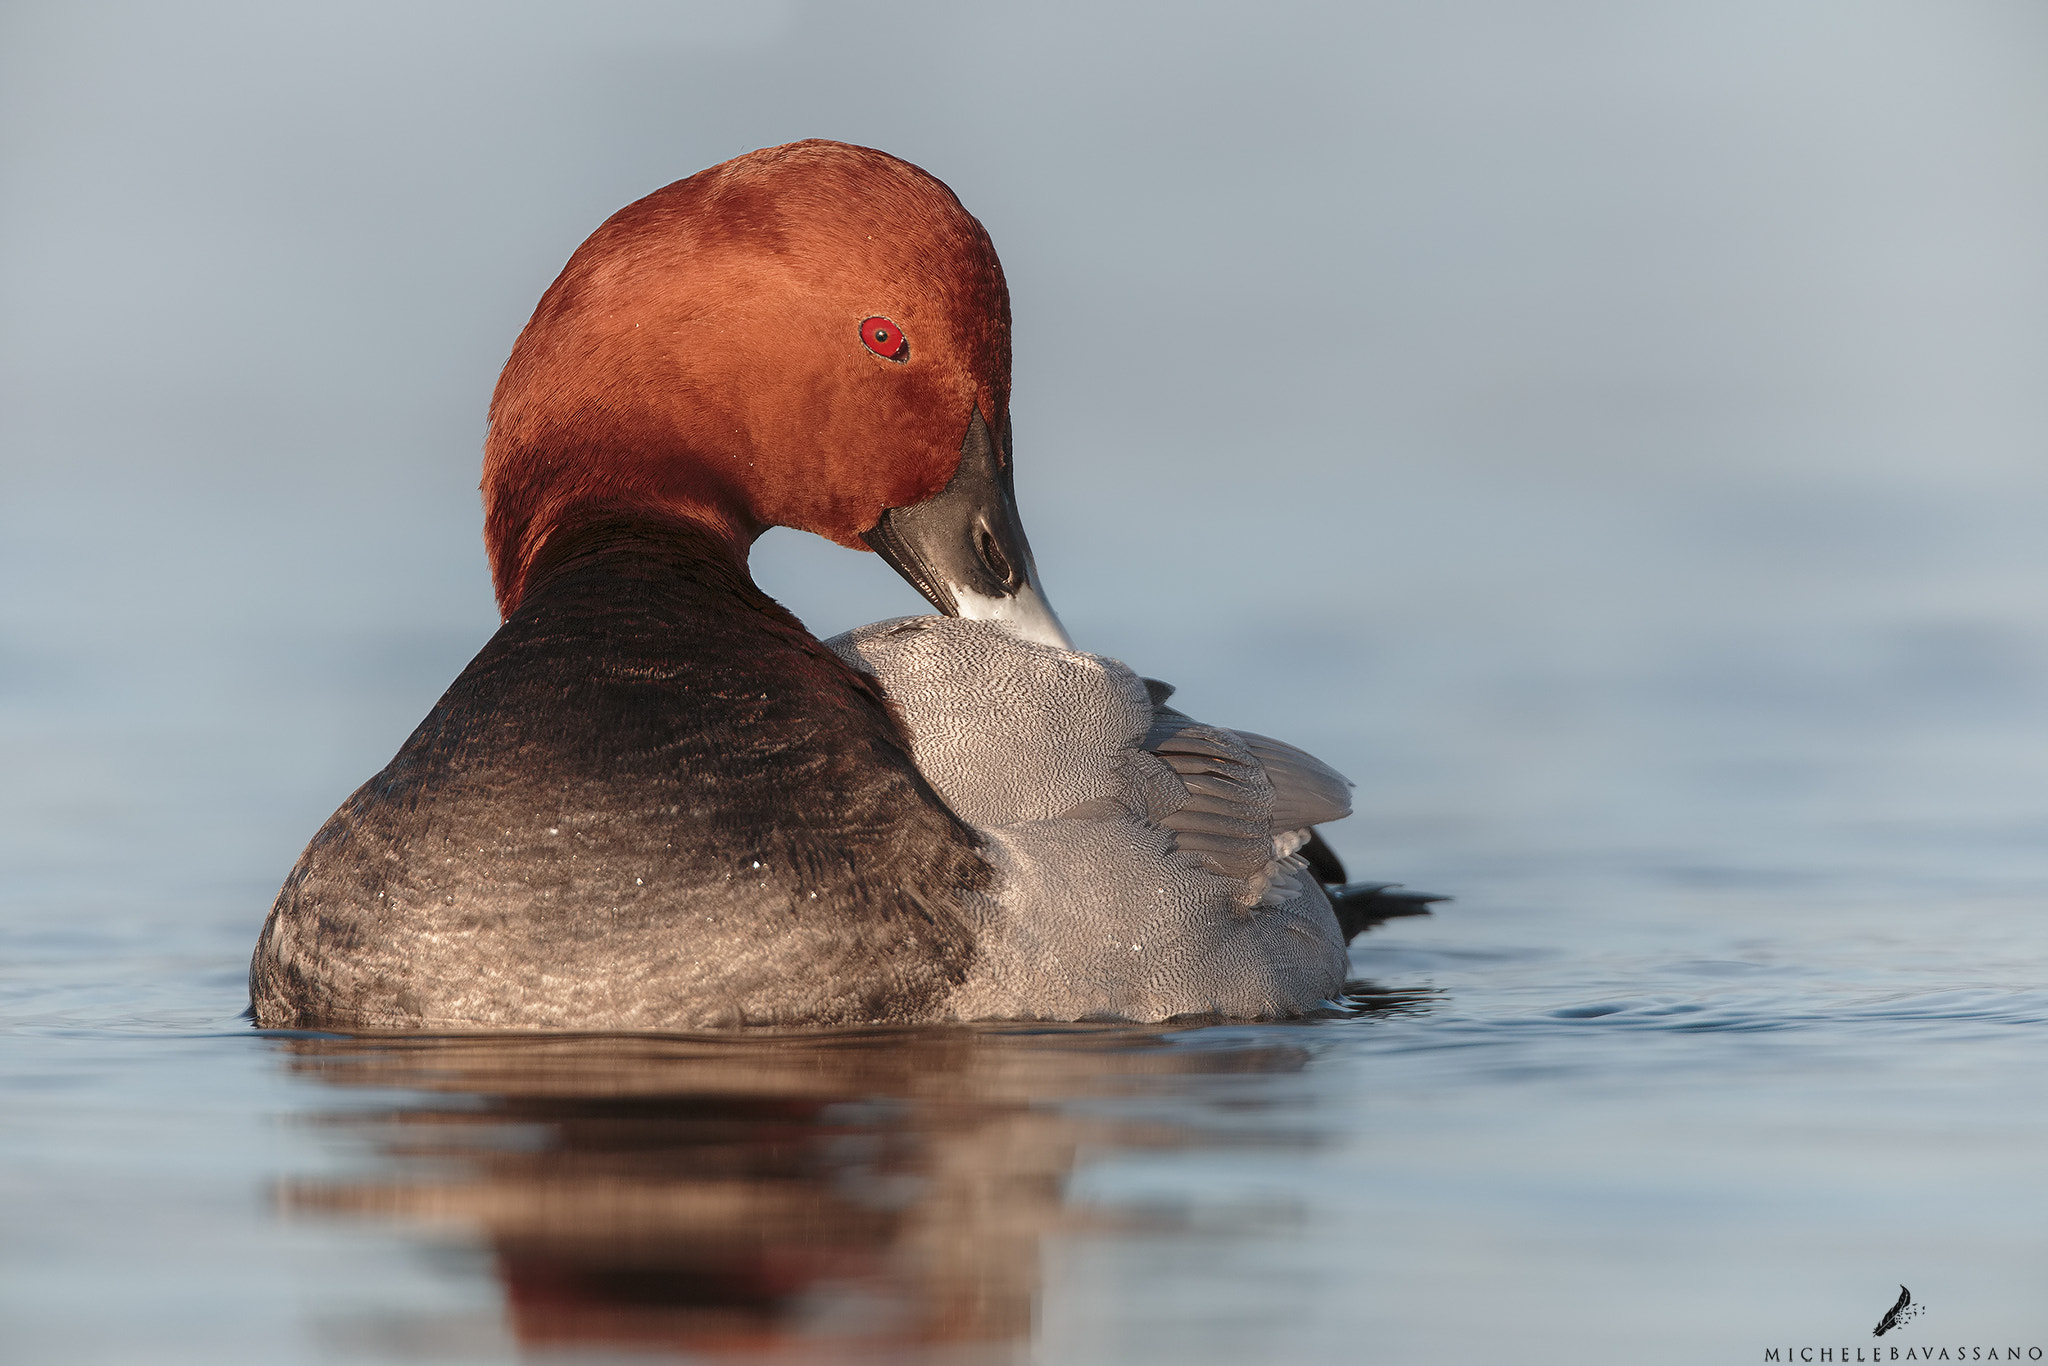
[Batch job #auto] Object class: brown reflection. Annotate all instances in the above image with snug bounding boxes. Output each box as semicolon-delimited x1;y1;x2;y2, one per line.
270;1032;1228;1359
270;1008;1423;1362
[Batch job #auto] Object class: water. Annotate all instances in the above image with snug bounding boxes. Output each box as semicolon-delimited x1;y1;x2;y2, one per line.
9;937;2045;1364
5;572;2046;1360
7;3;2048;1362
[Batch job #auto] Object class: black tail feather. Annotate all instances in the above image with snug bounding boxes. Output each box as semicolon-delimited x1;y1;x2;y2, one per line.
1329;881;1447;943
1301;829;1348;885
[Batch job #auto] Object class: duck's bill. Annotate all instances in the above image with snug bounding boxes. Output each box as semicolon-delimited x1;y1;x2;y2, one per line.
862;409;1076;651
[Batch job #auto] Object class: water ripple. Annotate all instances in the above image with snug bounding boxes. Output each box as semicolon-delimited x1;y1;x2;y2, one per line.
1443;985;2048;1036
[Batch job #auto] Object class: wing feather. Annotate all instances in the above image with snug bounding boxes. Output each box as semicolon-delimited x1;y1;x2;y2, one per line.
1234;730;1353;830
1142;697;1354;901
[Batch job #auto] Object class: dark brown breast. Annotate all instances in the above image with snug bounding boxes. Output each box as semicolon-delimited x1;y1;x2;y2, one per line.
249;514;988;1031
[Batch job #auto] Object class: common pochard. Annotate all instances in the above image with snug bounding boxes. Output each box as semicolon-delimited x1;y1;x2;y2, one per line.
248;140;1433;1031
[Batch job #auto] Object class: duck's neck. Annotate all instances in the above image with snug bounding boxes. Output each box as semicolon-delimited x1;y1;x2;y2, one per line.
505;505;761;620
511;509;777;622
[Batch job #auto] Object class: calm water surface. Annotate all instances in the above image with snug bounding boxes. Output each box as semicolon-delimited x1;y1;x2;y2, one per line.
4;587;2046;1363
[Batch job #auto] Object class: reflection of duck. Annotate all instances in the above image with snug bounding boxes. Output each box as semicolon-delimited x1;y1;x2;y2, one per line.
248;140;1435;1032
275;1028;1324;1359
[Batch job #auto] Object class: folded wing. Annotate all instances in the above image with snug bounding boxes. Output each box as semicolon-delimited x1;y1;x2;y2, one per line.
1141;683;1352;909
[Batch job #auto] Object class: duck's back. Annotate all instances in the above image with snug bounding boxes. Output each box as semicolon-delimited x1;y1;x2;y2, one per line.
249;518;988;1031
827;616;1353;1021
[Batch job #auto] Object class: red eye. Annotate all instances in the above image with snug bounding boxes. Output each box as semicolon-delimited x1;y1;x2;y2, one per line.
859;316;908;361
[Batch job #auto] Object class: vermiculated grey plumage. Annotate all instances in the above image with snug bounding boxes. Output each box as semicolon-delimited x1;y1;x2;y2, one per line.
827;616;1355;1020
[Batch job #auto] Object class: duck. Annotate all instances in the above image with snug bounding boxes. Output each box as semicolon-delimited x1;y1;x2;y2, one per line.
248;139;1434;1032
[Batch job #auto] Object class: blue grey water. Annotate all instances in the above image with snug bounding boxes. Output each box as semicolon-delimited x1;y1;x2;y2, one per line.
4;4;2047;1361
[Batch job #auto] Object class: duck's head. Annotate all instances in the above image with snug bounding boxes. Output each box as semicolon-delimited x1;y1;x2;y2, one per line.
482;139;1070;648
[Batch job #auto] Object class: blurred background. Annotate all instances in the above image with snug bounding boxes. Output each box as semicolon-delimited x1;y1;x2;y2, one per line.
4;0;2046;908
3;3;2046;1362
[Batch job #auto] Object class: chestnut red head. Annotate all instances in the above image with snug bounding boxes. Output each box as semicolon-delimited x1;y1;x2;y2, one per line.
483;140;1048;630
